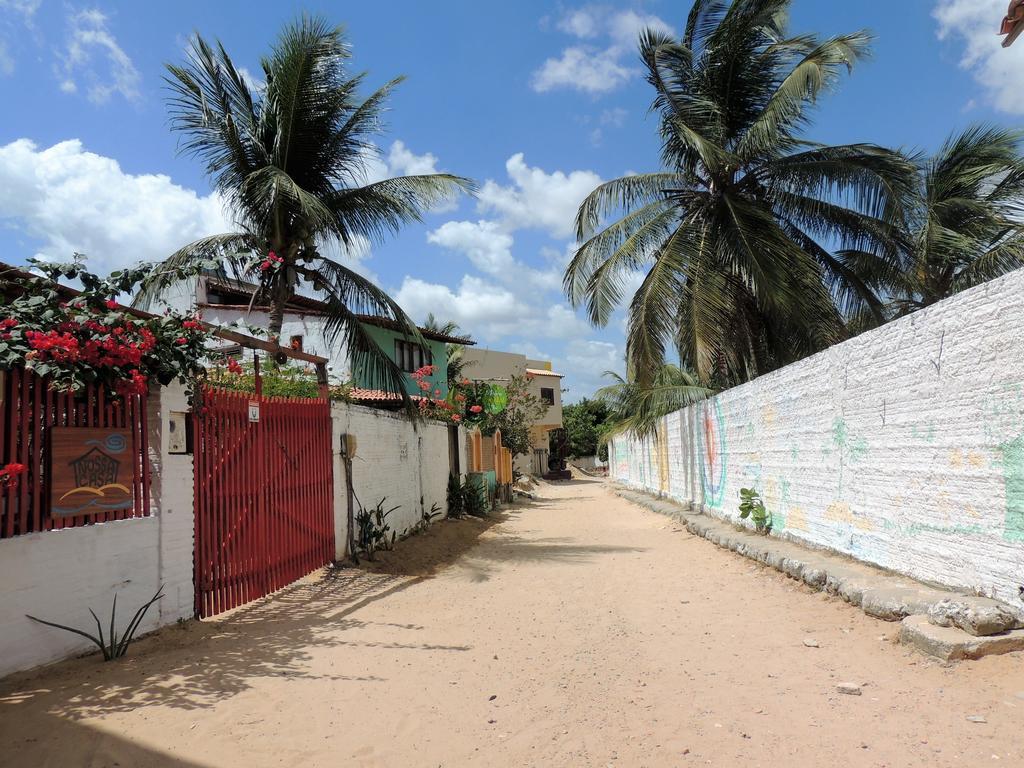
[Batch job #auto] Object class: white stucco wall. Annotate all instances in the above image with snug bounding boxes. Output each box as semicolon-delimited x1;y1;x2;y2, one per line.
330;402;461;560
0;382;195;678
611;268;1024;612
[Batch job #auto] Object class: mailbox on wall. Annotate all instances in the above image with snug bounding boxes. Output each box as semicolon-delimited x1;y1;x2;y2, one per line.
168;411;192;455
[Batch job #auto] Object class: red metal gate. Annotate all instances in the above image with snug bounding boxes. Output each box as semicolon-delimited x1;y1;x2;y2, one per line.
193;386;334;618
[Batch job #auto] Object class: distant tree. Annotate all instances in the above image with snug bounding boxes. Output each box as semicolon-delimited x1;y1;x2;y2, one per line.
596;364;708;439
423;313;474;385
562;398;612;458
481;374;548;460
143;16;473;411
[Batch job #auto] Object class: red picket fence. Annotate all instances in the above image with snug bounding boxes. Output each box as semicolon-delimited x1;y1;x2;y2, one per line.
192;386;334;618
0;368;150;539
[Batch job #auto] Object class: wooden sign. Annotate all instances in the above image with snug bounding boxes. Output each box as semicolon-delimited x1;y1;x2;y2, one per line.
50;427;134;518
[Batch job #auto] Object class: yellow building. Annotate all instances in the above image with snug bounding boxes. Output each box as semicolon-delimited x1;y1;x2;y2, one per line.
460;347;564;475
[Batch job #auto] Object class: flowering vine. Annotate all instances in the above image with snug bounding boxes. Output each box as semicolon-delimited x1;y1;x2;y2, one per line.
0;462;27;489
0;258;215;400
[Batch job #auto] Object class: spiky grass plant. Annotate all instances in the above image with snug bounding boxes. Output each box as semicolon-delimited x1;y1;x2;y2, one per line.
27;586;164;661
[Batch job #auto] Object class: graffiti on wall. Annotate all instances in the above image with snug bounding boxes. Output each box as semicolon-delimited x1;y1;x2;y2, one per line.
1000;434;1024;542
696;399;727;508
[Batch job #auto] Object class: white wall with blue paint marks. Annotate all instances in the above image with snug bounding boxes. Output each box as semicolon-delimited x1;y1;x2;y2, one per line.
610;268;1024;613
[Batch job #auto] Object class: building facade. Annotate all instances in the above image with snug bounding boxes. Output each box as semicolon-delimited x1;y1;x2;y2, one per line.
146;273;468;404
460;347;564;475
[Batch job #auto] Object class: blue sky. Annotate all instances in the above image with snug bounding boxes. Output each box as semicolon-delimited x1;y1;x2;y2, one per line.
0;0;1021;400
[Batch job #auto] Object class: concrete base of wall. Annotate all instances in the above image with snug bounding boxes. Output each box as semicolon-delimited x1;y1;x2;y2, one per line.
615;486;1024;661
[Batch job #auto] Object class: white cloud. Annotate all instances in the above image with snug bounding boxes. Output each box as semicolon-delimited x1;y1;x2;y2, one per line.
0;138;231;275
559;338;622;402
359;139;459;212
506;340;550;359
387;140;442;176
60;9;141;104
236;66;265;93
0;39;12;75
532;46;634;94
426;219;561;291
934;0;1024;114
0;0;41;75
394;275;590;343
533;6;673;94
589;106;629;145
606;9;673;46
427;220;515;276
477;153;601;239
0;0;41;17
557;8;602;38
600;107;628;126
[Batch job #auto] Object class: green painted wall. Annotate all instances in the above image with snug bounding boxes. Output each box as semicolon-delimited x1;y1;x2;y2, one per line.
353;323;449;397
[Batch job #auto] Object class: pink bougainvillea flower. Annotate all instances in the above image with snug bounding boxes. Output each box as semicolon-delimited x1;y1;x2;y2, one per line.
469;404;483;414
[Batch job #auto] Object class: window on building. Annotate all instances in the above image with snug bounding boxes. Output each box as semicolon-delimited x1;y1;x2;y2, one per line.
540;387;555;406
394;339;433;373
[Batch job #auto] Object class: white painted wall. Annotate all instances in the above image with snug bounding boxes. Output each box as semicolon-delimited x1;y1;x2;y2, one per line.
330;402;462;560
0;382;195;678
611;268;1024;614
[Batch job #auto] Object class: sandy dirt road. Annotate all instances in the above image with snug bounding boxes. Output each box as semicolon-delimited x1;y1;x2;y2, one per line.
1;476;1023;767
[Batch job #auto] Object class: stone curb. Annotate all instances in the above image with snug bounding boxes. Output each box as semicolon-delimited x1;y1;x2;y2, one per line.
614;486;1024;661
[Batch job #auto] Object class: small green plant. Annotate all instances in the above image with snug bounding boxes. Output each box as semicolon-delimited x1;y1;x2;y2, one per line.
462;479;488;518
355;497;399;560
738;487;772;535
413;502;444;534
447;474;464;519
27;586;164;661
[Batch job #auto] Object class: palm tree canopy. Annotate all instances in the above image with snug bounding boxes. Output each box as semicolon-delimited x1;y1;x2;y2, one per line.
423;313;475;385
595;364;709;439
885;125;1024;315
564;0;915;388
142;16;475;412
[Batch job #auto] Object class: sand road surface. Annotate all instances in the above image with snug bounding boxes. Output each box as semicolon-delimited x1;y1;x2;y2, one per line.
1;477;1023;767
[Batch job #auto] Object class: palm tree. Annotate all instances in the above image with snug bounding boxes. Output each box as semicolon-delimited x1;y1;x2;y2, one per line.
563;0;914;389
423;313;475;386
595;364;709;439
142;17;474;404
884;125;1024;316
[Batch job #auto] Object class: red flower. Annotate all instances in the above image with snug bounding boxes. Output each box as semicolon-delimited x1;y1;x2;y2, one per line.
469;404;483;414
0;462;26;488
175;337;188;345
105;299;118;309
452;414;462;422
226;358;243;375
260;260;272;271
434;388;441;396
0;318;16;329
